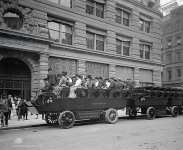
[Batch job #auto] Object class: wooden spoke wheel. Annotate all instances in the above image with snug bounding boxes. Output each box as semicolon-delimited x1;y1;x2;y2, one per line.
171;106;179;117
105;108;118;124
58;111;75;129
45;113;59;125
146;107;156;120
129;108;137;119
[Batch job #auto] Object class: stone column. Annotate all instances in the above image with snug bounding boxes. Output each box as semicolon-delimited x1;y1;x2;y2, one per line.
74;22;86;49
131;38;140;58
39;53;49;80
78;60;86;75
105;0;115;22
31;63;40;99
131;9;140;31
134;67;140;81
109;64;116;78
74;0;86;13
134;67;140;87
106;30;116;54
153;70;162;86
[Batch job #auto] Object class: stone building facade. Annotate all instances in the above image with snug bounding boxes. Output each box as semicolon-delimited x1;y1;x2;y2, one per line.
162;5;183;87
0;0;162;100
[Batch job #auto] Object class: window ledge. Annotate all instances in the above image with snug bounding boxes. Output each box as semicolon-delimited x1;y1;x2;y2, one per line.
50;42;162;66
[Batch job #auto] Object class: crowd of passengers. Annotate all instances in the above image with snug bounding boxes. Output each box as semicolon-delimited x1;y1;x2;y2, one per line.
40;71;136;98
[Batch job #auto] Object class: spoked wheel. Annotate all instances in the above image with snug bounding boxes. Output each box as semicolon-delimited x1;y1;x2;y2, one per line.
171;106;179;117
128;108;137;119
58;111;75;129
105;108;118;124
146;107;156;120
45;113;59;125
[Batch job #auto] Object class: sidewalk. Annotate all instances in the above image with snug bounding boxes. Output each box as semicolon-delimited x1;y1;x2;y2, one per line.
0;113;46;130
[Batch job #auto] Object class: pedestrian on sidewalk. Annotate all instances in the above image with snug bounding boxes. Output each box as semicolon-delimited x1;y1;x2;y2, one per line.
0;94;9;127
0;111;5;127
22;99;28;120
7;95;12;120
17;97;23;120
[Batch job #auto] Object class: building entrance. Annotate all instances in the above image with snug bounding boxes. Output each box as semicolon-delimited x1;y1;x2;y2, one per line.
0;57;31;100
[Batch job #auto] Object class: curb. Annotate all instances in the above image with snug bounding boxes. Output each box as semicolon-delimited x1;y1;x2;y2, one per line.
0;123;46;131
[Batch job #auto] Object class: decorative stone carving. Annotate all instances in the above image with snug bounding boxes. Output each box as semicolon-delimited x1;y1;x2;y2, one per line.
0;0;48;36
22;8;39;34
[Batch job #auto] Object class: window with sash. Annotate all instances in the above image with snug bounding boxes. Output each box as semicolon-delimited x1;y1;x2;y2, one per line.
115;8;130;26
139;18;151;33
177;68;181;78
86;0;104;18
86;29;105;51
139;42;152;59
47;0;72;8
139;69;153;86
116;37;131;56
166;53;172;64
48;20;73;45
176;51;181;62
167;70;172;81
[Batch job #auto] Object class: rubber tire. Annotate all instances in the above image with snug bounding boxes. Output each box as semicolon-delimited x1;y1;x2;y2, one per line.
45;113;58;125
58;111;75;129
171;106;179;117
105;108;118;124
146;107;156;120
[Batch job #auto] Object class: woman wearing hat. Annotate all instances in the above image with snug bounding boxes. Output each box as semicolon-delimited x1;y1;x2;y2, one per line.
68;74;82;98
53;72;68;97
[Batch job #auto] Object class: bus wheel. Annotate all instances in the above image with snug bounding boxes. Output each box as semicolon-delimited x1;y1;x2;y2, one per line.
129;108;137;119
105;108;118;124
171;106;179;117
58;111;75;129
146;107;156;120
45;113;58;125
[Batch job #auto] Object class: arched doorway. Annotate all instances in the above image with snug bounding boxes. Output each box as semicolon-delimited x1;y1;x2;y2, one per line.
0;58;31;100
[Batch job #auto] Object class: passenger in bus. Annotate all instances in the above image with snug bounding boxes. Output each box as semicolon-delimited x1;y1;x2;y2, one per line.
93;77;99;88
66;75;73;87
84;75;95;98
75;75;88;97
108;78;121;98
93;77;103;89
48;68;57;86
100;79;111;98
126;78;135;90
53;72;68;96
102;79;111;89
68;74;82;98
91;77;103;97
115;79;125;90
85;75;94;88
41;77;52;92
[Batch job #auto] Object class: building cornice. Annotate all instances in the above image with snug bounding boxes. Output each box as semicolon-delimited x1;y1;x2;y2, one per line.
0;28;50;44
123;0;162;17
